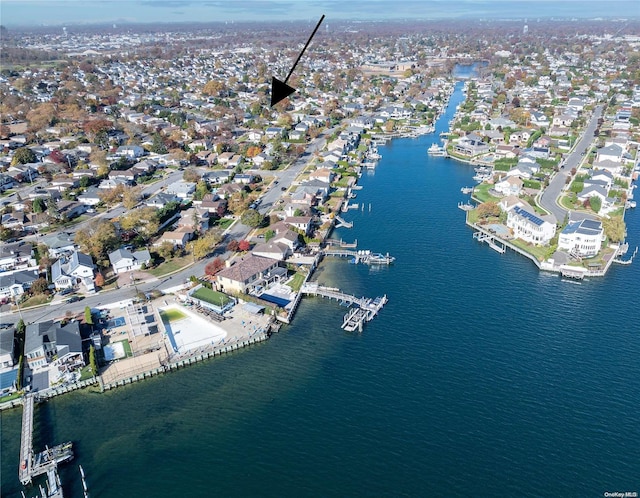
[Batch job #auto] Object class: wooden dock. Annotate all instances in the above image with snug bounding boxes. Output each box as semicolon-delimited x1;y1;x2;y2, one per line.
322;248;395;265
19;394;73;487
300;284;388;331
334;215;353;228
325;238;358;249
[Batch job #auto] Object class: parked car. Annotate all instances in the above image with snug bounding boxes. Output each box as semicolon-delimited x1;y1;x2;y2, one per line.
66;295;83;303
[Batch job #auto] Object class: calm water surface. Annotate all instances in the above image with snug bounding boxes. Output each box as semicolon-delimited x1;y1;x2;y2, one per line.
2;81;639;497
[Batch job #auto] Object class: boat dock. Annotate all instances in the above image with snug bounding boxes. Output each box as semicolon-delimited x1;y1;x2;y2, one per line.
19;394;73;487
334;215;353;228
322;248;395;265
458;201;475;211
300;283;388;332
473;231;506;253
325;238;358;249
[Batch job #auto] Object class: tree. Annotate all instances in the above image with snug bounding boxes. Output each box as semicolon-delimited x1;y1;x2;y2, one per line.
570;181;584;194
84;306;94;326
74;219;119;261
589;196;602;213
477;201;501;219
182;167;201;183
89;344;97;376
11;147;36;166
157;241;174;260
202;80;225;96
226;239;239;252
238;240;250;252
122;186;141;209
30;277;49;295
241;208;264;228
192;229;223;259
194;180;210;201
205;257;224;276
94;272;105;288
264;229;275;242
602;216;626;243
32;197;46;213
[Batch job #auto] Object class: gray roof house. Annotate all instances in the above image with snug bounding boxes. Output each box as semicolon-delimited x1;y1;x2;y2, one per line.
40;232;76;257
108;247;152;275
24;320;84;372
51;251;95;291
0;269;39;300
0;327;16;370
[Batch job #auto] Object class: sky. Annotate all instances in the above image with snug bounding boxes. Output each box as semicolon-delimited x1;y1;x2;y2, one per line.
1;0;639;27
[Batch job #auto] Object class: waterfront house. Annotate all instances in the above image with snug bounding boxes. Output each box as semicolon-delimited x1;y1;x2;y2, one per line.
558;219;604;258
506;205;556;245
0;327;16;370
251;241;292;261
453;134;490;156
51;251;95;292
494;176;523;197
216;254;281;294
24;320;84;373
108;247;152;274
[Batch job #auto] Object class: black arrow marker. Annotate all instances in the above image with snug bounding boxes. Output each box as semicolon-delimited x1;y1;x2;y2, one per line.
270;14;325;107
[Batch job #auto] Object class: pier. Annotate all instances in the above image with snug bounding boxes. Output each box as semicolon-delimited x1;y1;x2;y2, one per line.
322;248;395;265
19;394;74;487
473;231;506;253
325;238;358;249
300;284;388;332
334;215;353;228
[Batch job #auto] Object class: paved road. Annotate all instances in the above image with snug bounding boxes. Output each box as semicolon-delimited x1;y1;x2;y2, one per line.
539;104;603;222
1;129;332;326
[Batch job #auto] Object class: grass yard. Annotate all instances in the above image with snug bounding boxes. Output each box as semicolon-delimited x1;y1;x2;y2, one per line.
473;183;500;203
14;293;52;310
191;287;232;306
159;308;188;322
288;272;306;292
510;238;553;262
148;254;194;277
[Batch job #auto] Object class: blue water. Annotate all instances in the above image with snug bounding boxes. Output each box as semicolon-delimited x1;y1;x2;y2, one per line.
2;81;640;497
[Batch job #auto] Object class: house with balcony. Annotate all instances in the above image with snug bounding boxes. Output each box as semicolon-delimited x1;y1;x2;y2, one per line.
24;320;84;373
558;219;604;258
506;205;556;245
215;254;281;294
51;251;95;291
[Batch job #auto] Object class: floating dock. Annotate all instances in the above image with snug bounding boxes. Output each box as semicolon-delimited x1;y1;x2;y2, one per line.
301;283;388;332
322;248;395;265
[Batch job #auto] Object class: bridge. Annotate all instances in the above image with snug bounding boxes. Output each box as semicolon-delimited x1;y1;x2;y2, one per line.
300;283;388;331
19;394;73;490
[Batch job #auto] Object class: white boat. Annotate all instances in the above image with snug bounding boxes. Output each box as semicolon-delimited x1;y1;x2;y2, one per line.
428;143;446;156
626;200;636;209
461;187;474;194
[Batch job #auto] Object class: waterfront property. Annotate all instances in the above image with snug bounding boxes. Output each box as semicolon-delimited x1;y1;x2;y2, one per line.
558;219;605;258
160;304;227;353
506;205;556;245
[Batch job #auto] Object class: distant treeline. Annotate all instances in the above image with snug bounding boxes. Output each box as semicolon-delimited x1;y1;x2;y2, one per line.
0;46;61;65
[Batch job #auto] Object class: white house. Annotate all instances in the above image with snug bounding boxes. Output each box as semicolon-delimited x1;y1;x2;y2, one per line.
506;205;556;245
51;251;95;291
0;269;38;300
558;219;604;258
108;248;152;274
251;241;292;261
494;176;523;196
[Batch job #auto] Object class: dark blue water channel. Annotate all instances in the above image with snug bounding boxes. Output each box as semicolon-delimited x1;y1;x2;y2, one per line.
2;81;639;497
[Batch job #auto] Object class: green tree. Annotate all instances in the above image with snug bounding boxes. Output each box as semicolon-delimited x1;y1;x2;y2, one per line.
589;196;602;213
194;180;210;201
602;216;626;243
32;197;46;213
84;306;93;326
11;147;36;166
241;208;264;228
264;229;275;242
74;219;119;261
89;345;97;376
570;181;584;194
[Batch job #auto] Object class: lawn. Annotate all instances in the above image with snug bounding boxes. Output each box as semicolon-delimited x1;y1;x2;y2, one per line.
13;293;52;310
78;365;95;381
159;308;188;322
510;238;553;262
116;339;133;358
191;287;232;306
288;272;306;292
473;183;500;203
215;218;235;229
148;254;194;277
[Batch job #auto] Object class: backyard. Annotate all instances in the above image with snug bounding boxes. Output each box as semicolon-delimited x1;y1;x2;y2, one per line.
191;286;233;306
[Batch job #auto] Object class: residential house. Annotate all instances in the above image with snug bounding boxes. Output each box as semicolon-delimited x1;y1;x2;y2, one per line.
0;242;36;272
284;216;313;235
216;183;244;199
558;219;604;258
166;181;196;199
51;251;95;291
215;254;280;294
115;145;145;158
494;176;524;196
453;134;490;156
506;205;556;245
203;170;231;185
56;200;87;221
41;232;76;257
0;269;39;300
155;230;191;249
24;320;84;373
0;327;16;369
265;127;285;139
108;247;152;274
596;144;624;163
309;168;335;183
145;192;180;209
77;186;103;206
234;173;254;185
251;241;292;261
